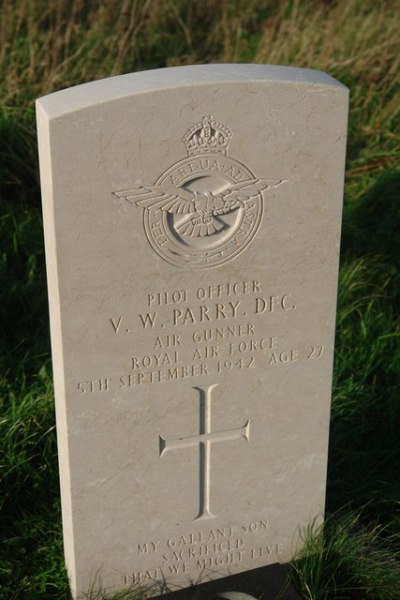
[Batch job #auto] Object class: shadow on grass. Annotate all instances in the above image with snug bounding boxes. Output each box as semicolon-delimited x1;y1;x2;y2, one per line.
0;112;50;383
326;170;400;548
0;194;49;381
341;170;400;263
0;111;39;205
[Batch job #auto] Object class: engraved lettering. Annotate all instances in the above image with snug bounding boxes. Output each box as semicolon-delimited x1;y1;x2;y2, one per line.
267;349;298;366
77;378;110;394
250;543;283;559
176;308;195;325
131;351;180;370
229;337;277;355
188;161;200;173
150;220;168;246
255;294;294;314
215;303;226;319
217;357;254;372
119;364;209;387
148;290;188;307
170;174;181;185
173;302;242;326
199;305;211;322
138;312;158;328
196;280;260;300
196;550;243;569
165;527;235;550
307;345;324;359
154;335;181;348
192;346;219;360
192;322;255;343
241;519;269;533
109;316;123;334
168;562;188;574
126;568;163;584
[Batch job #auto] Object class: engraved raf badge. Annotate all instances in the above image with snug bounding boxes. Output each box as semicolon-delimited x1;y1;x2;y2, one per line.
114;116;284;269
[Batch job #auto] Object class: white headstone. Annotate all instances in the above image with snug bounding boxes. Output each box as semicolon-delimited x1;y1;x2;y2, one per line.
37;64;348;598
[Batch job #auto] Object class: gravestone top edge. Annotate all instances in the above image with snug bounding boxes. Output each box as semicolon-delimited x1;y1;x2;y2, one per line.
36;63;348;120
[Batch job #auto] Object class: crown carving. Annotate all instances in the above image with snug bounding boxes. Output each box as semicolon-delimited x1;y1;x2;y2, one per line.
183;116;232;156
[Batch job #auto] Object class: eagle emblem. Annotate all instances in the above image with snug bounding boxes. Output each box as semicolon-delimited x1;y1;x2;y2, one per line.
113;116;286;270
114;178;282;239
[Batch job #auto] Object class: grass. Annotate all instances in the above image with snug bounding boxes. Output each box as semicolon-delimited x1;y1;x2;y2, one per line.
0;0;399;598
292;513;400;600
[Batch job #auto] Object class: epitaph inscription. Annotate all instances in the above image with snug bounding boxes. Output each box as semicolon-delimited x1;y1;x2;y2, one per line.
160;384;250;520
37;65;348;598
114;116;285;269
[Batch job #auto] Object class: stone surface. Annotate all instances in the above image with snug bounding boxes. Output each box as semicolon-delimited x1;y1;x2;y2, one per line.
36;64;348;599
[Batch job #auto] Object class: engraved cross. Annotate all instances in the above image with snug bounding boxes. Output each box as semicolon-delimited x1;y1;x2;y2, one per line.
159;384;250;521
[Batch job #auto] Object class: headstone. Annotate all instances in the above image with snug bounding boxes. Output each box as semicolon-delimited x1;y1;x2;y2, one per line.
36;64;348;599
